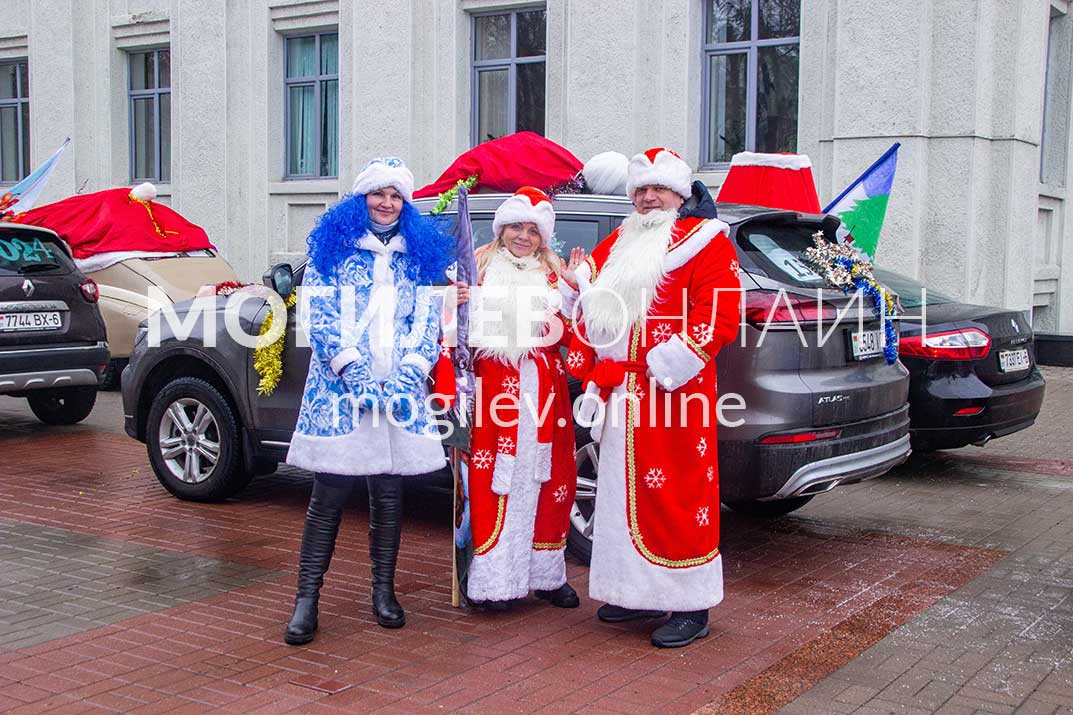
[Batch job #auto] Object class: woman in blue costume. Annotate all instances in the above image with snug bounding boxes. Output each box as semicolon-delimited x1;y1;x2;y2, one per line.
284;158;453;644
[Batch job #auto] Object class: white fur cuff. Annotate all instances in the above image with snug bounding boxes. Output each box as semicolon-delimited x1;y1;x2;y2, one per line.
646;336;705;391
401;352;433;377
491;453;514;496
330;347;363;375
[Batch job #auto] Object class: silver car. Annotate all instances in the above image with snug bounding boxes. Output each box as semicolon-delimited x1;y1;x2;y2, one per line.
122;194;910;562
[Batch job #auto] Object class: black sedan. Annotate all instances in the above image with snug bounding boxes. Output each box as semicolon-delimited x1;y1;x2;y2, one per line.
876;269;1045;452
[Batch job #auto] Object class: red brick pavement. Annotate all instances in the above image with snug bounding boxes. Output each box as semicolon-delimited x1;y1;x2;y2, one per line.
0;430;1002;714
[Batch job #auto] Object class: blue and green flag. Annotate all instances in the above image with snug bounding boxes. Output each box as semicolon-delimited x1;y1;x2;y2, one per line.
823;143;899;259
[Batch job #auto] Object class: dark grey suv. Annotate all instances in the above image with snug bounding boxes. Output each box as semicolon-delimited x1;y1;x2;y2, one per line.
122;194;910;558
0;223;109;424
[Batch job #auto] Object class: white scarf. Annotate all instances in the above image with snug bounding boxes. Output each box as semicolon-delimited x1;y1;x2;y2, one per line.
471;248;557;365
582;209;677;343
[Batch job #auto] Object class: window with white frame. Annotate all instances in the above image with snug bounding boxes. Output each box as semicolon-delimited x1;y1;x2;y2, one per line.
0;60;29;184
702;0;800;167
472;8;546;145
285;32;338;179
129;48;171;183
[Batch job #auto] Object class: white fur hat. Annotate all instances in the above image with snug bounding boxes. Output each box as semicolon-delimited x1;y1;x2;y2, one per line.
492;187;555;246
583;151;629;195
351;157;415;201
626;147;693;199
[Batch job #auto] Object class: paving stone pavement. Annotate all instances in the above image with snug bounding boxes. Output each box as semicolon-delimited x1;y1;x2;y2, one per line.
776;366;1073;715
0;518;279;652
0;369;1070;713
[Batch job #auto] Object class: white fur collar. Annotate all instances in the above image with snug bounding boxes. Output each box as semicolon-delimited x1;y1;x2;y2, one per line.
358;231;407;255
471;248;556;365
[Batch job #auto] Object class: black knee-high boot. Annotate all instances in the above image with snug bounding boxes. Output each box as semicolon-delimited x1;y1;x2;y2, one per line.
367;475;405;628
284;474;354;645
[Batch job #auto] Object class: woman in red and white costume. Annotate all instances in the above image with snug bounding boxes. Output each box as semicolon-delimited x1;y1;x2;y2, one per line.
465;187;585;609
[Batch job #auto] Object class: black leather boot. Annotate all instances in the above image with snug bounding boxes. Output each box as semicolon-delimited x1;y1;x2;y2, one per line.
284;475;353;645
650;610;710;648
535;582;580;608
367;475;405;628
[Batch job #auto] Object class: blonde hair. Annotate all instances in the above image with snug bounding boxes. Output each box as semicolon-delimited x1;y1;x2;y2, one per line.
475;234;564;283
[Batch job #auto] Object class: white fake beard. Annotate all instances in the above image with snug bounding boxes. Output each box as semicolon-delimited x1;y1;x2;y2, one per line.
471;248;557;364
582;209;676;343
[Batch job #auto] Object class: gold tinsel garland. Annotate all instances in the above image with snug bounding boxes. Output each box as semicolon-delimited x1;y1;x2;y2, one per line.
254;293;297;396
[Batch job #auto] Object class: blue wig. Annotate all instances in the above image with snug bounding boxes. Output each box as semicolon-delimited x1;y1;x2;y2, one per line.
306;194;454;285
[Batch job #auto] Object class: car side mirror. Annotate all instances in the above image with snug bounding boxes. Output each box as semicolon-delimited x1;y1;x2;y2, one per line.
263;263;294;298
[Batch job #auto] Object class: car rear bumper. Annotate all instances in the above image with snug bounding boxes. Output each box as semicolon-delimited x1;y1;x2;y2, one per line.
719;404;911;501
909;368;1045;449
0;341;109;395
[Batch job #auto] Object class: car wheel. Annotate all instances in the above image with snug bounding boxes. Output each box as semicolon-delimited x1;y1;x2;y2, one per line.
146;377;252;502
27;386;97;425
723;495;814;517
567;428;598;565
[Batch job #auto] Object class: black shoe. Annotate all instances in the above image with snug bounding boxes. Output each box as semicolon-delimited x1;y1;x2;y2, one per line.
471;599;513;612
597;604;667;623
283;475;352;645
367;476;406;629
650;610;709;648
284;597;318;645
535;583;580;608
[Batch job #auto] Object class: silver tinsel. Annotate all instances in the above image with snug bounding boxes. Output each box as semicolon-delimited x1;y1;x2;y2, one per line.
803;231;876;289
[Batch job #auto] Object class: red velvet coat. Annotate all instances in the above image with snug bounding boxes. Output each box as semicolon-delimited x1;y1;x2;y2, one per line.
566;217;742;569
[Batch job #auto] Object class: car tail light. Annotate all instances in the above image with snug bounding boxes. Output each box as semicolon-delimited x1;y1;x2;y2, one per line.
954;406;984;416
744;290;838;327
79;278;100;303
759;428;842;445
899;328;990;360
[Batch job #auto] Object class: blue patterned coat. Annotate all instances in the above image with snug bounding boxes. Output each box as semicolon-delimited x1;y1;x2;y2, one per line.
286;231;447;477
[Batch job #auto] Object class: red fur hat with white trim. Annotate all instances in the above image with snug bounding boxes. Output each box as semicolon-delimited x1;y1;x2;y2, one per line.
492;186;555;246
715;152;821;213
626;147;693;200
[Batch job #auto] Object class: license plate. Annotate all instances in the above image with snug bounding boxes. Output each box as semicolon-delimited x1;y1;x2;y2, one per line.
998;348;1030;372
851;329;884;360
0;311;62;332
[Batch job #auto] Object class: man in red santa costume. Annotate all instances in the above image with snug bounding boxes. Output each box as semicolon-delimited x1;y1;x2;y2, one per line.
565;148;742;647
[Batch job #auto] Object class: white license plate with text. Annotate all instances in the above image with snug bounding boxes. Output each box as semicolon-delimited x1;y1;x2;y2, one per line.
0;311;62;332
998;348;1030;372
851;329;884;360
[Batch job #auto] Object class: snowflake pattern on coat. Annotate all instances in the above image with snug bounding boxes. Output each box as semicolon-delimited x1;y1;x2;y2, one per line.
294;248;441;440
692;322;714;346
651;322;673;343
553;485;568;503
471;449;494;470
497;435;516;455
696;437;707;458
696;506;710;527
644;468;666;489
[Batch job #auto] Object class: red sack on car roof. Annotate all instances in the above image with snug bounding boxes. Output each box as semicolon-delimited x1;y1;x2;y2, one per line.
16;184;212;258
413;132;583;198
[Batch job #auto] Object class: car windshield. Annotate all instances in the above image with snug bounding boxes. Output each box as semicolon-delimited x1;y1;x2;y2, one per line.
0;228;75;276
735;223;827;288
873;268;955;308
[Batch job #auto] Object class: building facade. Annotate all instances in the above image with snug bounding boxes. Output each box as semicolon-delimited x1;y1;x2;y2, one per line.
1;0;1071;336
